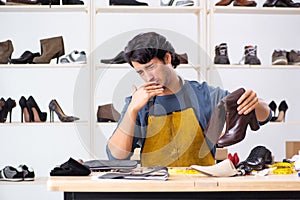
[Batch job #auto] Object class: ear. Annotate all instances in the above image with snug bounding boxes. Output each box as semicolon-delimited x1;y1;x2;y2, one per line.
164;52;172;65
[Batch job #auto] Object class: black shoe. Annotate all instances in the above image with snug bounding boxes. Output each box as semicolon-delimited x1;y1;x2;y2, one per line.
272;50;288;65
110;0;148;6
263;0;278;6
100;51;126;64
245;146;272;170
0;0;5;5
9;51;40;64
244;45;261;65
287;50;300;65
214;43;230;64
63;0;84;5
275;0;300;7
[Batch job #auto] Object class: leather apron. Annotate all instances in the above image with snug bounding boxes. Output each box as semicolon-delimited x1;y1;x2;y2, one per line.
141;88;215;167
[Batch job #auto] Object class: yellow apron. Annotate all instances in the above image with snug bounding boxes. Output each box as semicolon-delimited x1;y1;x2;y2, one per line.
141;107;215;167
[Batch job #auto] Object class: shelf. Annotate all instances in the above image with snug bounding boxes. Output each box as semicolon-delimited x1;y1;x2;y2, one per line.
0;5;88;12
0;63;87;69
96;6;202;14
209;6;300;15
0;121;88;126
96;63;201;69
210;64;300;69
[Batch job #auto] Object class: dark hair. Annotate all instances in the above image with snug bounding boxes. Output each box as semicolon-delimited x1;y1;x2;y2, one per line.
124;32;180;68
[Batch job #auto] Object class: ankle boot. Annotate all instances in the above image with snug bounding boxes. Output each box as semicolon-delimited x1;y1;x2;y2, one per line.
9;50;40;64
233;0;257;6
97;104;120;122
0;40;14;64
217;88;260;147
214;43;230;64
33;36;65;64
244;45;261;65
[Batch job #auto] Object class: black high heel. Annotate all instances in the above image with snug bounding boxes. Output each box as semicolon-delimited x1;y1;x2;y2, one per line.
49;99;79;122
275;100;288;122
269;101;278;122
0;97;16;123
0;99;4;111
19;96;31;123
26;96;47;122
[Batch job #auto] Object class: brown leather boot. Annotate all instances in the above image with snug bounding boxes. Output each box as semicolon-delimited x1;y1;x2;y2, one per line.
0;40;14;64
233;0;257;6
217;88;260;147
97;104;121;122
215;0;234;6
33;36;65;64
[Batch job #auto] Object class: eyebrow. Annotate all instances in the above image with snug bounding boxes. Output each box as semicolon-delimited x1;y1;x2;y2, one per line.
136;63;154;74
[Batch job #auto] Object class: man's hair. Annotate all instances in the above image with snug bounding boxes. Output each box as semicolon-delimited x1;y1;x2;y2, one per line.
124;32;180;68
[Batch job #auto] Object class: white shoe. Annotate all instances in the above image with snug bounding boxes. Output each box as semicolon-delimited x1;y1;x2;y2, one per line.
60;50;86;64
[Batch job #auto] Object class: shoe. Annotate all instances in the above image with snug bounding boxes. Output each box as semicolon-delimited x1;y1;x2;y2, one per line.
50;157;91;176
0;97;16;123
175;0;194;6
215;0;234;6
60;50;86;64
214;43;230;64
243;45;261;65
97;104;121;122
63;0;84;4
33;36;65;64
287;50;300;65
233;0;257;6
37;0;59;4
275;100;288;122
110;0;148;6
0;99;4;111
18;165;35;181
176;53;188;64
275;0;300;7
0;40;14;64
6;0;39;4
268;100;277;121
263;0;278;6
19;96;31;122
0;166;23;181
26;96;47;122
272;50;288;65
244;146;272;170
0;0;5;5
49;99;79;122
9;51;40;64
217;88;260;147
100;51;126;64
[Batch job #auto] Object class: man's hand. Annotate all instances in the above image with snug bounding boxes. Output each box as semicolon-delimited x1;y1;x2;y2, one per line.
237;89;258;115
130;81;164;113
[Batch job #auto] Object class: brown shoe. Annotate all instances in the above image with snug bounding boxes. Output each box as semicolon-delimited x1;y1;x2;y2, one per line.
0;40;14;64
215;0;234;6
233;0;257;6
97;104;120;122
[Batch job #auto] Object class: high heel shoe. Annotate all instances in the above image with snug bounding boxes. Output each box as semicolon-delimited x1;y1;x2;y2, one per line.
275;100;288;122
9;51;40;64
0;99;4;111
19;96;31;122
33;36;65;64
0;97;16;123
268;101;278;121
26;96;47;122
49;99;79;122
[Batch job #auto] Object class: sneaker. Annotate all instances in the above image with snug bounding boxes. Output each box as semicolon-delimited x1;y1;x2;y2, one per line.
214;43;230;64
60;50;87;64
161;0;194;6
18;165;35;181
272;50;288;65
287;50;300;65
0;166;23;181
244;45;261;65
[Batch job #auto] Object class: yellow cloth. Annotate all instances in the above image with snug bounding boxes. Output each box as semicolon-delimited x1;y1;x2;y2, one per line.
141;108;215;167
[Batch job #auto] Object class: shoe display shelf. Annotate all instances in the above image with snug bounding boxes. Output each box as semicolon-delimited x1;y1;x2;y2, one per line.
206;0;300;161
0;4;87;12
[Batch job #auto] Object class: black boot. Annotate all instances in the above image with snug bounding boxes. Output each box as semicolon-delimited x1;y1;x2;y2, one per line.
110;0;148;6
263;0;278;6
9;51;40;64
100;51;126;64
275;0;300;7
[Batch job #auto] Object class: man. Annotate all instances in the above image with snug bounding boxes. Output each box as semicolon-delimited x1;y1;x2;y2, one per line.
106;32;271;167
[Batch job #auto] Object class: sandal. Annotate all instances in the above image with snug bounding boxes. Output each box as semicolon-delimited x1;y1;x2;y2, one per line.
0;166;23;181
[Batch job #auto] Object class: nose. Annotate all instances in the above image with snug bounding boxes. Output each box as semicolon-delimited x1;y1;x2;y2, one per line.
144;71;154;82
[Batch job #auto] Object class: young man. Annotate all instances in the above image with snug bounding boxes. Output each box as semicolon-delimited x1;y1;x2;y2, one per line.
106;32;271;167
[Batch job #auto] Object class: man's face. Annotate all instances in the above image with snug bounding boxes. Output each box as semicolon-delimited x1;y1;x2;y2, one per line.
132;54;173;88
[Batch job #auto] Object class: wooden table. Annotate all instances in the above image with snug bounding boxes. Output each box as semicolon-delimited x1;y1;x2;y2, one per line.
47;173;300;200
